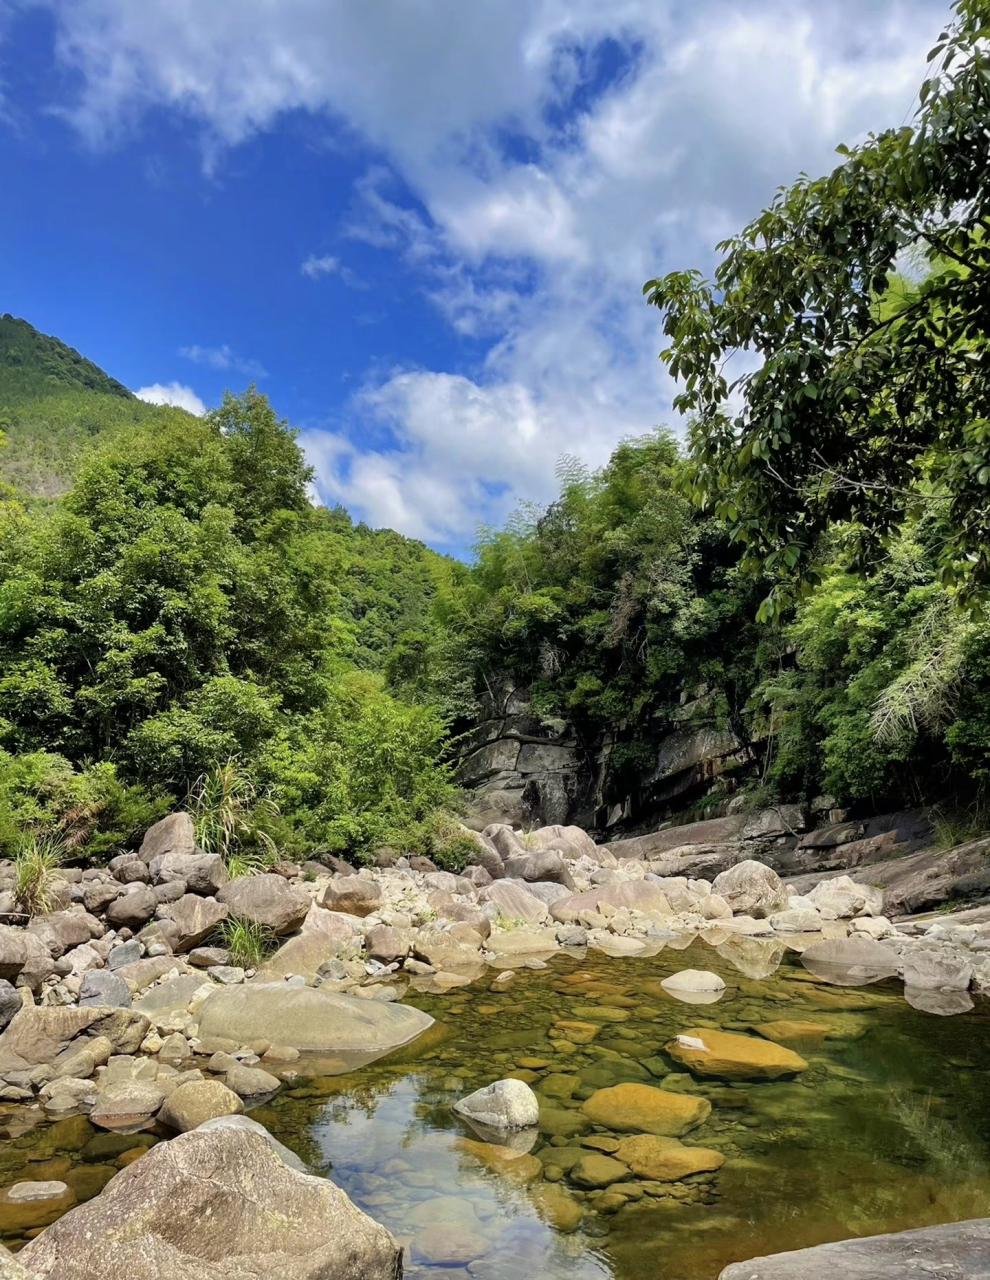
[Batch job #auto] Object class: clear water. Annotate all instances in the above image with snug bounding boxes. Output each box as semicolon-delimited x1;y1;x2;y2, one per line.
2;937;989;1279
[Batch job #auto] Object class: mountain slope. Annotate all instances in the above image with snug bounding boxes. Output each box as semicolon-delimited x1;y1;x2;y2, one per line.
0;313;165;498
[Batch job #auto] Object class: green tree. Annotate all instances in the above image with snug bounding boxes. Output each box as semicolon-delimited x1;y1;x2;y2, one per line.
645;0;990;616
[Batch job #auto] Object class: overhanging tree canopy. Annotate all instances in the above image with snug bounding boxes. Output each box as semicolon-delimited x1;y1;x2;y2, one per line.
645;0;990;617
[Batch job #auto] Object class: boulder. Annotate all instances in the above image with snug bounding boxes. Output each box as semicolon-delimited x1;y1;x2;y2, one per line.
446;904;492;939
159;894;229;951
153;852;227;897
452;1079;539;1130
800;936;900;986
551;880;673;923
580;1083;710;1136
160;1079;244;1132
0;925;55;990
454;1140;542;1185
107;941;142;970
109;854;151;884
195;984;433;1057
461;865;493;888
89;1080;165;1133
0;1243;38;1279
660;969;726;997
115;955;185;994
19;1124;402;1280
0;1006;151;1071
222;1063;280;1100
502;851;575;889
138;811;196;864
217;875;309;935
27;912;94;959
665;1028;808;1080
483;824;526;861
769;907;826;934
614;1134;724;1181
300;903;359;944
528;825;598;860
479;880;549;924
82;880;121;914
807;875;883;919
320;876;381;918
189;947;230;969
717;1217;990;1280
105;887;158;930
78;970;131;1009
901;949;974;991
742;804;808;839
134;973;208;1019
712;860;789;918
196;1114;307;1174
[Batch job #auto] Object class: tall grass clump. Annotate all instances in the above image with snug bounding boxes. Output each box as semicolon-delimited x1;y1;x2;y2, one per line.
219;917;276;969
188;759;278;877
15;832;66;914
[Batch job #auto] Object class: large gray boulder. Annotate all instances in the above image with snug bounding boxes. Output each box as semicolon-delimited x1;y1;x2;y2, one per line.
452;1078;539;1130
712;860;790;918
154;852;228;897
0;1006;150;1071
196;1115;307;1175
718;1217;990;1279
159;894;229;951
19;1125;402;1279
105;886;158;930
78;970;132;1009
217;875;309;935
138;811;196;864
195;984;433;1058
901;948;974;991
528;825;598;860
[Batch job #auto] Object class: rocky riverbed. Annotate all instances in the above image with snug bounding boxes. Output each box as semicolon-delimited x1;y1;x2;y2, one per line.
0;808;985;1277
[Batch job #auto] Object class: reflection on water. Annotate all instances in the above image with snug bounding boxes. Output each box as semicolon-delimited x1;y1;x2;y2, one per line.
257;939;990;1280
1;937;988;1279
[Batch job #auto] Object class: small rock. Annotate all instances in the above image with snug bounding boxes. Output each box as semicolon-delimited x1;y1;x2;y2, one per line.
107;941;143;971
452;1078;540;1130
223;1063;280;1100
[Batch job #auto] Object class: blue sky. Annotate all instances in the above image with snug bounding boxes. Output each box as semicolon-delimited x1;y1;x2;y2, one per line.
0;0;948;554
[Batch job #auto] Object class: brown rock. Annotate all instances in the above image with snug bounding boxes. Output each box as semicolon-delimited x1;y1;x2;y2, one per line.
320;876;381;918
580;1083;710;1136
154;853;227;897
455;1139;542;1184
665;1027;808;1080
570;1153;632;1188
159;895;229;952
0;1006;151;1071
0;926;55;990
217;875;309;935
614;1134;725;1181
105;887;158;930
138;812;196;864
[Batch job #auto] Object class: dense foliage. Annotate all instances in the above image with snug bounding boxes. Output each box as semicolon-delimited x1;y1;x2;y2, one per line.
0;345;460;860
645;0;990;618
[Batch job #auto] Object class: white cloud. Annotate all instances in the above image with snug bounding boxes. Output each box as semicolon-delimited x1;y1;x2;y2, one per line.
178;343;267;378
301;253;339;278
39;0;950;542
135;380;207;415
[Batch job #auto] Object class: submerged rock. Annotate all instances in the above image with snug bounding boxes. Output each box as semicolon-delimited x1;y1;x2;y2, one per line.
660;969;726;1003
452;1078;539;1130
19;1124;402;1280
665;1027;808;1080
580;1082;710;1136
614;1134;725;1181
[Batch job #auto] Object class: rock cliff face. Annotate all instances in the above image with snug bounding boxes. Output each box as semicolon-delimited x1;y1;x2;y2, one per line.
457;687;594;830
456;684;758;835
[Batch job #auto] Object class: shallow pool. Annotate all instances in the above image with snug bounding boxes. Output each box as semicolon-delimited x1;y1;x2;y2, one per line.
2;935;988;1279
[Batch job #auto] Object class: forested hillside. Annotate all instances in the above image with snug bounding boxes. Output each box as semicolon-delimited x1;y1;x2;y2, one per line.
0;320;465;862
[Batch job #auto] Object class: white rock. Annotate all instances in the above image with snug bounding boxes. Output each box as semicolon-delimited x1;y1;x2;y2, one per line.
452;1078;539;1130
